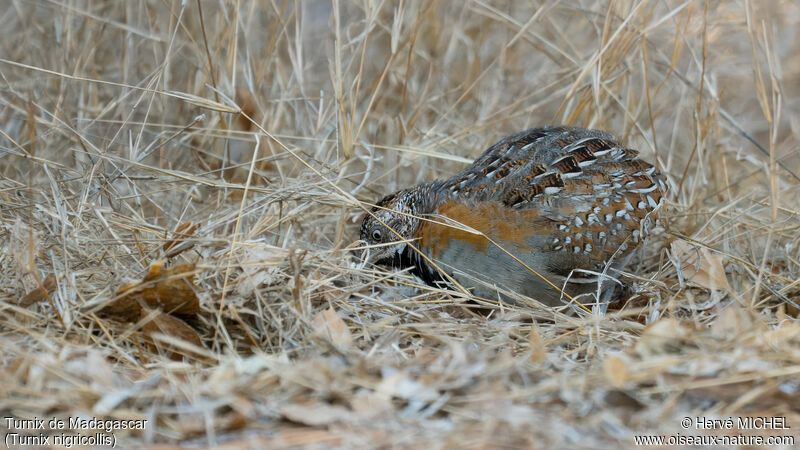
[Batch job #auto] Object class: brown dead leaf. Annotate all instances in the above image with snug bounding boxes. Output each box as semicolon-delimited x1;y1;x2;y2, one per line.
140;308;203;360
710;304;755;340
20;273;57;307
376;371;439;402
312;307;353;350
235;88;258;131
233;88;275;176
671;239;732;292
603;353;631;388
349;390;393;419
758;320;800;349
234;430;346;449
176;410;249;438
162;221;200;254
102;260;199;321
635;318;690;357
281;402;352;426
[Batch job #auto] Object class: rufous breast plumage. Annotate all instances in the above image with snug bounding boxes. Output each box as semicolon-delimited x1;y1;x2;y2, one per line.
360;126;667;306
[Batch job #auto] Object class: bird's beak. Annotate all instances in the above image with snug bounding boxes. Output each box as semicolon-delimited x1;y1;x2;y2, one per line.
357;245;370;268
354;241;394;268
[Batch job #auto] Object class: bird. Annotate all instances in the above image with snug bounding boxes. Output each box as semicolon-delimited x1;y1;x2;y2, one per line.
359;126;667;307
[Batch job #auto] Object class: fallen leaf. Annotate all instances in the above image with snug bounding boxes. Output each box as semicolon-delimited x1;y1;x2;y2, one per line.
176;410;249;438
102;260;199;321
671;240;732;292
635;318;689;357
20;273;57;307
710;304;754;340
140;308;204;360
758;320;800;349
349;390;392;419
312;307;353;350
162;221;200;254
281;402;352;426
376;371;439;403
603;353;630;388
235;88;259;131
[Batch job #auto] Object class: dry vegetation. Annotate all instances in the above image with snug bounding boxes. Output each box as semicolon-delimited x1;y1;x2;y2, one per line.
1;0;799;447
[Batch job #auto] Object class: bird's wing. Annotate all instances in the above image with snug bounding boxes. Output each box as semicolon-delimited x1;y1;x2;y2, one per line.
434;126;667;267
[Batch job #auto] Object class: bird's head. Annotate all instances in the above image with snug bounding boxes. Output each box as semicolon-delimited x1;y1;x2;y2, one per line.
359;189;425;266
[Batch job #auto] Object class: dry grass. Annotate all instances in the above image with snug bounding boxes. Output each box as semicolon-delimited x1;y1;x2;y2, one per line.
1;0;799;447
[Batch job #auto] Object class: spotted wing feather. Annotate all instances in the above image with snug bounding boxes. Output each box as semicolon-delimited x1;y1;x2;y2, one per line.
437;126;666;267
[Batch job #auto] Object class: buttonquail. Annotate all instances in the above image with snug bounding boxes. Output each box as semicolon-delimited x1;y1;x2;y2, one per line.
360;126;667;306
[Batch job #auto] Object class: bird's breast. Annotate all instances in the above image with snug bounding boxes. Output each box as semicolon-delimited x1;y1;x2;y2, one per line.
417;200;549;259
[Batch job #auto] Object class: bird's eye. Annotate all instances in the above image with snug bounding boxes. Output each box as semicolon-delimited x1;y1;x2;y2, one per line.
371;229;383;241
